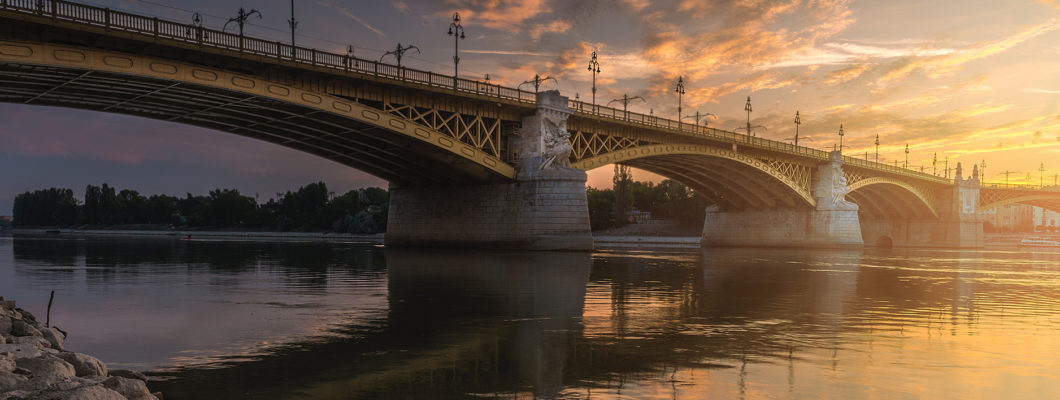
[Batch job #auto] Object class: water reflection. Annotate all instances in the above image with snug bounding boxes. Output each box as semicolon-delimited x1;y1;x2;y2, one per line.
4;237;1060;399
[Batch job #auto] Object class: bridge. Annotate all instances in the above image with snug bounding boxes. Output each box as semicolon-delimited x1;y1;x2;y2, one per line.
1;0;1057;250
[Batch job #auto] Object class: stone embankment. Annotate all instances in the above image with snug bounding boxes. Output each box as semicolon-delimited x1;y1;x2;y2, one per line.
1;297;162;400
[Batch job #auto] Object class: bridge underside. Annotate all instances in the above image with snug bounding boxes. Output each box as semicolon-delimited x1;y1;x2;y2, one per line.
0;62;502;186
624;156;811;211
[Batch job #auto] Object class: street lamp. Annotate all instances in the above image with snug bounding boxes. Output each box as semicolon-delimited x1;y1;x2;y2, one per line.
675;76;685;124
448;12;465;81
981;160;987;182
683;111;716;134
933;153;937;176
837;124;844;152
380;43;420;68
904;143;909;169
1041;163;1046;189
874;134;880;163
744;96;754;137
224;7;261;37
588;51;601;108
288;0;297;57
185;13;207;41
793;111;801;147
519;74;557;94
607;94;645;119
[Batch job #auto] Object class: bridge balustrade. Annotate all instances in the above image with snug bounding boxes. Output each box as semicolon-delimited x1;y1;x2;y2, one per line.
0;0;975;185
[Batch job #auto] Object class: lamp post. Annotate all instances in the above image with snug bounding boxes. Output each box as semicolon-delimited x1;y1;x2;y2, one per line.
608;94;644;120
981;160;987;182
794;111;801;147
682;111;716;134
288;0;297;58
1041;163;1046;189
1003;170;1014;185
675;76;685;125
186;13;207;42
838;124;844;152
744;96;753;137
448;12;465;82
519;74;557;94
904;143;909;169
944;157;949;179
933;153;937;176
874;134;880;163
588;51;600;109
224;7;262;36
380;43;420;68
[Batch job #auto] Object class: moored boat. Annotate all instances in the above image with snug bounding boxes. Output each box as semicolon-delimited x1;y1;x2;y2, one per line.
1019;236;1060;247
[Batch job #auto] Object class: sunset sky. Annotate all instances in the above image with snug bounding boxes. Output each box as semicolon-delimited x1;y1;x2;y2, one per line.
2;0;1059;212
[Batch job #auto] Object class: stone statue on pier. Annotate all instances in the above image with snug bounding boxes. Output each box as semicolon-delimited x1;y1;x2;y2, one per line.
512;90;579;178
814;151;858;211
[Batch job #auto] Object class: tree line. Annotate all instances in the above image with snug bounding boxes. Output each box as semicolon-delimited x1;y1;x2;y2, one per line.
586;165;711;230
11;182;389;233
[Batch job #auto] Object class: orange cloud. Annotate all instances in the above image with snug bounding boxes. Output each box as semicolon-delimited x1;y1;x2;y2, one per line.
447;0;551;32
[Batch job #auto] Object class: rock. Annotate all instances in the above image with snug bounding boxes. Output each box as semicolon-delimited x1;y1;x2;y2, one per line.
16;308;37;323
152;391;164;400
103;376;157;400
41;328;65;351
0;299;15;311
30;383;128;400
10;336;50;348
108;369;148;382
0;370;29;389
11;320;42;337
0;316;12;335
14;356;76;381
57;352;107;377
0;335;6;345
0;343;45;359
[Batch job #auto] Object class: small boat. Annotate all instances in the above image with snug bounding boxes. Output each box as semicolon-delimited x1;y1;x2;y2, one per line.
1018;237;1060;247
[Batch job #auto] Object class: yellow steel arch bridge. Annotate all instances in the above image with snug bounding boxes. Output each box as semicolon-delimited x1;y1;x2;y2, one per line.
1;0;1057;248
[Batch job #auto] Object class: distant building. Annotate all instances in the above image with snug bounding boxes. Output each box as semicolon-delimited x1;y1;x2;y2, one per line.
1033;207;1060;231
982;204;1035;232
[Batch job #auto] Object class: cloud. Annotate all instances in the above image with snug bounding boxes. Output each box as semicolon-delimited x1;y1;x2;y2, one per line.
446;0;552;32
1040;0;1060;8
392;1;411;13
528;20;572;40
874;19;1059;87
314;0;384;36
1025;88;1060;94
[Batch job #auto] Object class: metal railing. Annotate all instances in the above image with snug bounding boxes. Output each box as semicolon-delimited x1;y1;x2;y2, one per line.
981;182;1060;191
0;0;958;184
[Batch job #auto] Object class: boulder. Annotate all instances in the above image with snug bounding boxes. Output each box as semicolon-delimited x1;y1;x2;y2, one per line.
0;299;15;311
10;336;50;348
0;343;45;359
16;308;37;323
0;353;14;373
108;369;149;382
14;356;76;381
103;376;157;400
30;383;128;400
12;320;42;337
0;316;12;335
41;328;65;351
0;370;29;390
57;352;107;377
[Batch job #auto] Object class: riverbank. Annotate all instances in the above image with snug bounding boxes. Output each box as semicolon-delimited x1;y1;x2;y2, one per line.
12;228;384;244
1;296;162;399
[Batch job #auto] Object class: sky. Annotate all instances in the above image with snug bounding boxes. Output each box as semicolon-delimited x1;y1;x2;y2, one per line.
2;0;1060;213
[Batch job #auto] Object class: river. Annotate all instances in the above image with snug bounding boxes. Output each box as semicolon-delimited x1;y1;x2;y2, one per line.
2;235;1059;399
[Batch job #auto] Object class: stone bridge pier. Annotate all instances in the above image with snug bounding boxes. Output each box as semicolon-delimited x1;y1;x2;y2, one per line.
701;151;864;248
385;91;594;250
860;164;984;248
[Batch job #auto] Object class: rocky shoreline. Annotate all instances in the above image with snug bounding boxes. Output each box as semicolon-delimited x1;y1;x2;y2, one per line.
1;297;162;400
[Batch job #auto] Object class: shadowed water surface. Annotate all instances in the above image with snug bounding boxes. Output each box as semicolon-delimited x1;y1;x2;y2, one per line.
2;235;1059;399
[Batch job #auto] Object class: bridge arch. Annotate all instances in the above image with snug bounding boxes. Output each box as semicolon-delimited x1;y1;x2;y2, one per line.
979;194;1060;214
0;41;515;186
571;144;817;210
846;177;938;219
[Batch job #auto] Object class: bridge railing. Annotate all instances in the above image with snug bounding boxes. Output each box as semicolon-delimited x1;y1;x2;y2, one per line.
0;0;541;103
0;0;957;183
981;182;1060;191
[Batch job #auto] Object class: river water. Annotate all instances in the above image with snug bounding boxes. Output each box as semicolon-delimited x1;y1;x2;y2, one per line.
2;235;1059;399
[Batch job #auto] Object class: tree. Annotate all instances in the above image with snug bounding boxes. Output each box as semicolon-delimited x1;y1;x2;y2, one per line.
613;164;633;226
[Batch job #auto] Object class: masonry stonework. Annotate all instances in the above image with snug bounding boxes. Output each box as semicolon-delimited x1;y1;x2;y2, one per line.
701;151;864;248
385;91;593;250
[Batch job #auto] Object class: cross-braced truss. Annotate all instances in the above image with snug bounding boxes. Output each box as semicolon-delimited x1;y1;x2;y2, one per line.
569;130;645;160
383;102;503;157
